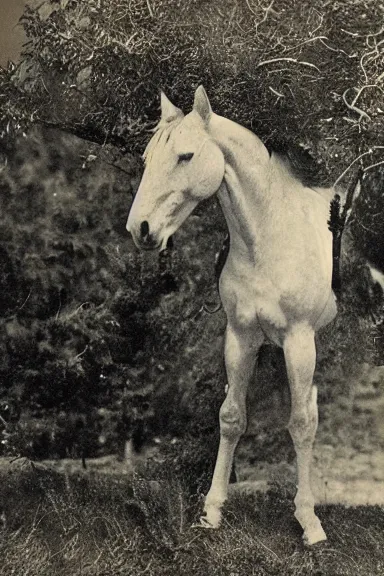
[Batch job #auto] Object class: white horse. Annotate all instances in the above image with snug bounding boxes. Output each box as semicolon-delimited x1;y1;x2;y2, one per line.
127;86;337;545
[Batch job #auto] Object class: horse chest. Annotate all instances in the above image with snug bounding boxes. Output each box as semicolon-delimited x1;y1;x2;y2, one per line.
219;259;288;343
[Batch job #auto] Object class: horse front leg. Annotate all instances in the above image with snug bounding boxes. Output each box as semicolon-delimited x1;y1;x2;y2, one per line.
284;324;326;545
200;321;263;528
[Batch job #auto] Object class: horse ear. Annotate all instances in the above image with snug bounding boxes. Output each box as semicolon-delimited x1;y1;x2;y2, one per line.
160;91;183;123
193;85;212;123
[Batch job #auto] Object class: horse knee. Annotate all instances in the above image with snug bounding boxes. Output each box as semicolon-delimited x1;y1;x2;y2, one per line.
219;398;246;439
289;404;317;446
289;411;309;440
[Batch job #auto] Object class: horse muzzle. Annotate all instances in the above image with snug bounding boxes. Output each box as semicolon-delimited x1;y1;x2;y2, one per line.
127;218;167;252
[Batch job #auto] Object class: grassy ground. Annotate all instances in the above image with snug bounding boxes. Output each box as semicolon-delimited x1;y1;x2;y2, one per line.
1;460;383;576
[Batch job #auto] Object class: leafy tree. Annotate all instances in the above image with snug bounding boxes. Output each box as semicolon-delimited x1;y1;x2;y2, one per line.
0;126;227;461
0;0;383;181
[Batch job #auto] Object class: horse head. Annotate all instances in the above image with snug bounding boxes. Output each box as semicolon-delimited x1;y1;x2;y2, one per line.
127;86;225;251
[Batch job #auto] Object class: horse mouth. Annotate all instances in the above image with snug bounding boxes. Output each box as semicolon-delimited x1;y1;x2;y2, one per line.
139;243;161;251
133;234;173;253
161;236;174;252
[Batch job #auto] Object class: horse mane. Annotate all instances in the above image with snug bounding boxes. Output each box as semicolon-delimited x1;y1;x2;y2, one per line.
143;116;183;165
266;141;331;188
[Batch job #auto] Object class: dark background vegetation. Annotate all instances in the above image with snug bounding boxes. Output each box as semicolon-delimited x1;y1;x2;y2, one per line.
0;0;383;484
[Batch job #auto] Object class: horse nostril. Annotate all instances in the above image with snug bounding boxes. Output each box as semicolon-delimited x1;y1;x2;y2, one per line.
140;220;150;238
166;236;174;249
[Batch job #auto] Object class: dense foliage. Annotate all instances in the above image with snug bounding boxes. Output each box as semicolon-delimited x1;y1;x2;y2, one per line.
0;0;383;181
0;128;228;461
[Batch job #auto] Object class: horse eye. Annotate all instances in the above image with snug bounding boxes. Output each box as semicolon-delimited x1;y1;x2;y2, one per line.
178;152;194;163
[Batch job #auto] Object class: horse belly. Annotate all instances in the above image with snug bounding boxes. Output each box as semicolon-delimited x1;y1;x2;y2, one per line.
260;221;333;326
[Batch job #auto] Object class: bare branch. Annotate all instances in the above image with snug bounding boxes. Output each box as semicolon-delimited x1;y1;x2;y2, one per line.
17;289;32;313
244;0;257;16
341;29;359;37
354;218;382;234
269;86;284;99
342;88;371;121
284;35;328;53
360;47;379;83
334;146;384;186
367;25;384;39
341;25;384;38
334;150;373;186
350;84;383;107
146;0;154;18
319;39;356;58
256;57;320;72
255;0;276;36
309;10;324;38
364;160;384;172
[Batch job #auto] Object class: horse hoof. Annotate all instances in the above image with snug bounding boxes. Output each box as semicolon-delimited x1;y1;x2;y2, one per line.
193;505;222;529
191;517;217;530
303;521;327;546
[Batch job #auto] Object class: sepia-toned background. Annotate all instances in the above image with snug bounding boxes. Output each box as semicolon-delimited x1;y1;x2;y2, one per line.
0;1;383;574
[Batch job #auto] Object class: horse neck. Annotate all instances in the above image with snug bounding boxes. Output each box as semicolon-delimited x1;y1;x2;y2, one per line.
209;114;274;257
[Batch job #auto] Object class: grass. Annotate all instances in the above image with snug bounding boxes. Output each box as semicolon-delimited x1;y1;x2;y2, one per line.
0;460;384;575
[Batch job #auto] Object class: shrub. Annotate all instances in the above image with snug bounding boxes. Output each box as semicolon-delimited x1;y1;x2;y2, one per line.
0;128;228;459
1;0;383;182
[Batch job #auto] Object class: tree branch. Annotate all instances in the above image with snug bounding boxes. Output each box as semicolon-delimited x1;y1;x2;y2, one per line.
334;147;384;186
342;88;371;121
256;57;320;72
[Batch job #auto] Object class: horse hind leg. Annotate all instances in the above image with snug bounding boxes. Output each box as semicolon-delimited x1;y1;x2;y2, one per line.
200;322;263;528
284;325;327;545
